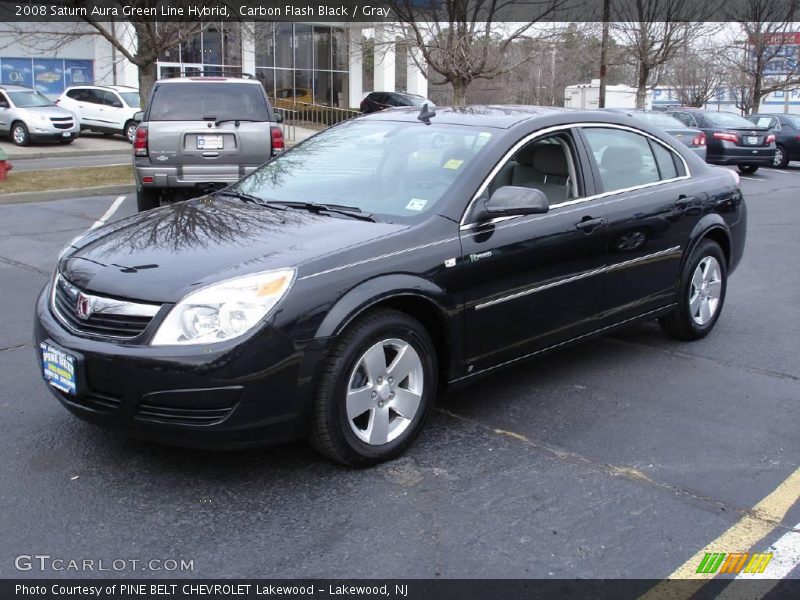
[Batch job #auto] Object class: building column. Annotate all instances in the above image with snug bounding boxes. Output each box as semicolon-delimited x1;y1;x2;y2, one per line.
348;26;363;109
241;22;256;77
406;48;427;98
373;25;395;92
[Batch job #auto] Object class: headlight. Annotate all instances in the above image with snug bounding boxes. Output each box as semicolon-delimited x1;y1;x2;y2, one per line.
151;268;296;346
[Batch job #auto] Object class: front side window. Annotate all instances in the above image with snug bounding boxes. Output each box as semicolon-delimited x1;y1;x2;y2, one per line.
233;121;494;223
484;133;581;205
583;128;663;193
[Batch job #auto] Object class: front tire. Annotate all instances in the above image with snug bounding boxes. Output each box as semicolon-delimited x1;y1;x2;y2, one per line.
310;309;438;467
136;188;161;212
659;239;727;341
10;122;29;146
773;145;789;168
738;164;759;175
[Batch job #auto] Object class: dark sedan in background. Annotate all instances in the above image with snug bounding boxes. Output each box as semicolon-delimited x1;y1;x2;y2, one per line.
745;113;800;168
604;108;706;160
667;108;775;174
35;106;746;466
360;91;436;113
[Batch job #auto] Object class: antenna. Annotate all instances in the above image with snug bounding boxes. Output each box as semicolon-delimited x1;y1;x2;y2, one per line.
417;103;436;125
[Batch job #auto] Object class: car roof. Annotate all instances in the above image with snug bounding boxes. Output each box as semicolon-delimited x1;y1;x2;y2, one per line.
156;77;260;85
0;84;35;92
65;85;138;92
360;105;574;129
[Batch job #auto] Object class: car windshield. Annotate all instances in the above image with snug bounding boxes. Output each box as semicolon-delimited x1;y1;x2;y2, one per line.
633;112;686;128
8;91;54;107
120;92;141;107
702;112;754;127
233;120;494;223
149;82;269;121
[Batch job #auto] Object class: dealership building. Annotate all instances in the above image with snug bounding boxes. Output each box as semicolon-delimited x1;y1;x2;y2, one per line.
0;22;427;108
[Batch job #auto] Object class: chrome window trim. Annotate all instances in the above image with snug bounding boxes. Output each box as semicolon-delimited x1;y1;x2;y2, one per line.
459;122;692;230
474;246;682;311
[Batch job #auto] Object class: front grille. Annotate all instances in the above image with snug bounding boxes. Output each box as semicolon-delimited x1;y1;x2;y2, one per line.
52;275;159;340
135;403;234;426
53;121;73;130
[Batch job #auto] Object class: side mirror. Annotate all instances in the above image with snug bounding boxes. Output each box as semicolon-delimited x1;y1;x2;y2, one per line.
273;112;284;124
474;186;549;221
133;111;144;122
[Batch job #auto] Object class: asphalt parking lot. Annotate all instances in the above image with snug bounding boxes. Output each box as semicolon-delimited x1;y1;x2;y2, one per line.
0;166;798;582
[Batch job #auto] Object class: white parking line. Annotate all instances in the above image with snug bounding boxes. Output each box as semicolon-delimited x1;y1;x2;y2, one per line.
739;176;761;181
90;195;126;230
735;522;800;580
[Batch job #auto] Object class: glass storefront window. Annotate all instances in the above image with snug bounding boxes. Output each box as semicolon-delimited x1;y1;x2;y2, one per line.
255;25;275;68
256;67;275;99
203;27;222;65
313;70;331;106
314;26;332;71
223;25;241;67
275;69;293;98
294;24;312;70
331;72;349;108
332;28;348;71
275;23;293;69
181;35;202;64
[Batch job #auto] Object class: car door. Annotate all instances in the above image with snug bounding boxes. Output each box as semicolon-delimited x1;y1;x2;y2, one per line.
94;90;124;131
75;89;105;128
578;125;696;324
459;128;607;372
0;92;10;132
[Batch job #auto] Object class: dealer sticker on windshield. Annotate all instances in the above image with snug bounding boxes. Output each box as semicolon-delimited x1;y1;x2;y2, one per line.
406;198;428;211
443;159;464;170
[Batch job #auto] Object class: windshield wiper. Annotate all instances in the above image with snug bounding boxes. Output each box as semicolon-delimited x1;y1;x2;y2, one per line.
273;201;376;222
215;190;287;210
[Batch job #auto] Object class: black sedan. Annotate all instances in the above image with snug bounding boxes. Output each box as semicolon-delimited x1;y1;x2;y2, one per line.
359;91;436;114
666;108;775;174
35;106;747;466
745;113;800;168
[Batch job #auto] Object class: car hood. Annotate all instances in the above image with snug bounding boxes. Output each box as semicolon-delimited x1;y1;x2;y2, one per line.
60;196;407;303
24;105;75;119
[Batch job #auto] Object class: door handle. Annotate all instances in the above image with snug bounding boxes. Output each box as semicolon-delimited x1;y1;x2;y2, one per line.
575;216;606;233
675;194;693;209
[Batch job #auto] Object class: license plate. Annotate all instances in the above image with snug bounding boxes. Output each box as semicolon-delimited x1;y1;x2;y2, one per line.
40;341;77;396
746;136;759;145
62;131;71;138
197;134;223;150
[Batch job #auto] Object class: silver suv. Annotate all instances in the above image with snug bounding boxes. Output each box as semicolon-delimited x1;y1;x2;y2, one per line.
133;76;284;211
0;85;80;146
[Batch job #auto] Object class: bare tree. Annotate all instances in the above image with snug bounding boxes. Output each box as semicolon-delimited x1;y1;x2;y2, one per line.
385;0;572;106
723;0;800;114
667;45;726;107
612;0;718;108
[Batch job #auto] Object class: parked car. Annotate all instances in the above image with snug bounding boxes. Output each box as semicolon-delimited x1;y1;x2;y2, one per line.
0;84;80;146
132;76;284;212
57;85;141;143
360;91;436;113
744;113;800;168
666;108;774;174
36;107;746;466
603;108;706;160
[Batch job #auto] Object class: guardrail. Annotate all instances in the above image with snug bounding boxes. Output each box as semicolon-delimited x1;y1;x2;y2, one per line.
273;108;298;142
274;102;360;132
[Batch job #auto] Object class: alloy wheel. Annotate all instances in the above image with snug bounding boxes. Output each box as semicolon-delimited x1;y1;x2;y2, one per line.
773;147;784;167
346;338;424;445
126;123;138;143
12;125;26;145
689;256;722;325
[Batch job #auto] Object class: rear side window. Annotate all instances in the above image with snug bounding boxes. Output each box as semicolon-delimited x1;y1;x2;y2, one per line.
650;141;679;179
149;83;269;121
583;128;661;193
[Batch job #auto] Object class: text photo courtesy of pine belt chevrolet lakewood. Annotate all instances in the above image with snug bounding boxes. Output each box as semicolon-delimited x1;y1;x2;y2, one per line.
34;106;746;466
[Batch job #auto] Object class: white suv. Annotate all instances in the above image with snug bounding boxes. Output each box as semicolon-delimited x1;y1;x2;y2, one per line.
57;85;141;143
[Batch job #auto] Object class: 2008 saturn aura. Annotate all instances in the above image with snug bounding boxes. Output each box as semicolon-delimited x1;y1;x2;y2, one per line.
35;106;746;466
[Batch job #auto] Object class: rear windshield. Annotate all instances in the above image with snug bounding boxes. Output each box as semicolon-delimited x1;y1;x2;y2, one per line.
702;112;754;127
149;82;269;121
633;112;686;128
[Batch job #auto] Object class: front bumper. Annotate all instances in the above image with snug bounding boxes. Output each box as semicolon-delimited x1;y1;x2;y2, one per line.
33;285;326;449
29;127;80;142
707;143;775;166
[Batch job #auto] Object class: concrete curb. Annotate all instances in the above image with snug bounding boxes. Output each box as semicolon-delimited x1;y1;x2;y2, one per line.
7;148;132;161
0;184;135;205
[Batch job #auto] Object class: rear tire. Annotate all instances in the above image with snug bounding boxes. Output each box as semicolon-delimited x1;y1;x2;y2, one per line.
738;164;758;174
773;144;789;169
309;309;437;467
124;121;138;144
659;239;727;341
136;188;161;212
